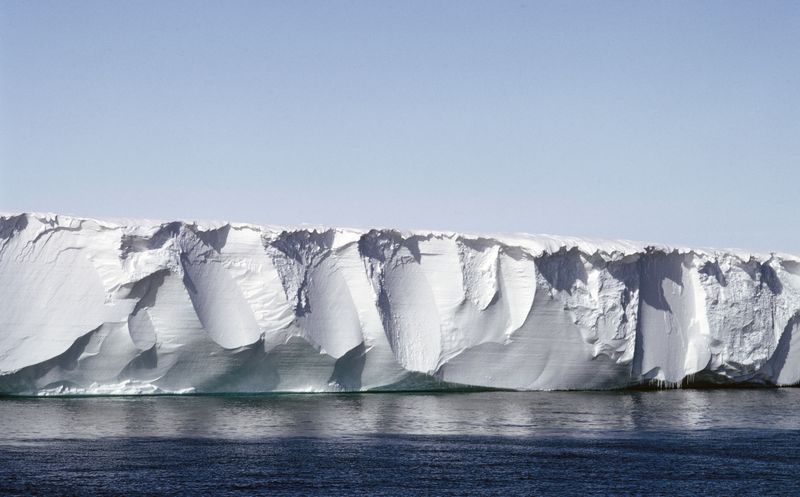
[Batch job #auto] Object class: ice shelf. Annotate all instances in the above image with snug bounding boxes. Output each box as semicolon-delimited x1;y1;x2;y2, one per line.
1;212;799;394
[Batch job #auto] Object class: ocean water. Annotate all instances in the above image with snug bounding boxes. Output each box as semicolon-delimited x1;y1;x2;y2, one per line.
1;389;799;495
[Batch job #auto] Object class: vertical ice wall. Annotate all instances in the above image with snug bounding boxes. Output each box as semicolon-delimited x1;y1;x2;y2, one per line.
0;213;798;394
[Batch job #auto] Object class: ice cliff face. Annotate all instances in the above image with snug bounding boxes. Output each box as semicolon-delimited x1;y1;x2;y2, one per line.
1;213;799;395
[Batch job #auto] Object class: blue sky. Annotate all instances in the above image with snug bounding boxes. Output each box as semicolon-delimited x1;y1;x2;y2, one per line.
1;1;798;251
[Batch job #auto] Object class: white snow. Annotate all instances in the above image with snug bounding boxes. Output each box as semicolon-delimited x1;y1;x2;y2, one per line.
0;212;798;394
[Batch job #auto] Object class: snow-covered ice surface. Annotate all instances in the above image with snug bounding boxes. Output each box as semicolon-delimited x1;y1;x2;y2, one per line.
1;212;799;395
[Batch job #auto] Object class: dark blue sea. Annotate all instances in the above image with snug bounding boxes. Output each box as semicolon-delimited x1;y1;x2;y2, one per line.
1;390;799;495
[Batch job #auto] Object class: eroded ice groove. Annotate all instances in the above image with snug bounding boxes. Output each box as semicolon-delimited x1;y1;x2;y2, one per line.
1;212;799;395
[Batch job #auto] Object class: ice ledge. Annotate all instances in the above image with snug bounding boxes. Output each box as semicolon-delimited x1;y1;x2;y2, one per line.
3;211;789;260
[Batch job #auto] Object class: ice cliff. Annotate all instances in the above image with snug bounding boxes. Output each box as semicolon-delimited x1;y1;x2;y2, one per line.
1;212;799;395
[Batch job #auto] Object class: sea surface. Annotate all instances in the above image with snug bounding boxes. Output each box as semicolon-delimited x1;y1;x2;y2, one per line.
1;389;799;495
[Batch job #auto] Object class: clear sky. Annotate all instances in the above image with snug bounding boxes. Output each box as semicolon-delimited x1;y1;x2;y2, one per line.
1;1;798;252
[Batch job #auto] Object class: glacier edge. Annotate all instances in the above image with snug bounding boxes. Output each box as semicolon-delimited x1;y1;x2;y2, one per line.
1;212;799;395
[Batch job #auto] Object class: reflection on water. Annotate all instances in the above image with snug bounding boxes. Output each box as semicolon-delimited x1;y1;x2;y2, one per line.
2;389;798;441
